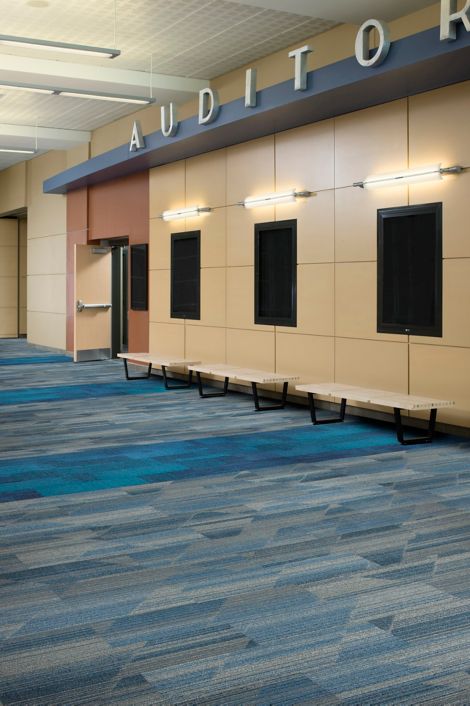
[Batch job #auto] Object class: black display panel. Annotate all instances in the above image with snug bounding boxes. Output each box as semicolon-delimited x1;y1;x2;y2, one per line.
130;243;148;311
255;219;297;327
171;231;200;320
377;203;442;337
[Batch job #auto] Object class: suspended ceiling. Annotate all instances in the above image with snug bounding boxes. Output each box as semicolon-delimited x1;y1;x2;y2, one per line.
0;0;437;171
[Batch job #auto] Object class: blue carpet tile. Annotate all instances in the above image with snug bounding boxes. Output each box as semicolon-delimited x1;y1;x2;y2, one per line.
0;355;72;365
2;339;470;705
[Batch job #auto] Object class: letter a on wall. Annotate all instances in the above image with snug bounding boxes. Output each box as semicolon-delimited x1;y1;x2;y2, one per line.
129;121;145;152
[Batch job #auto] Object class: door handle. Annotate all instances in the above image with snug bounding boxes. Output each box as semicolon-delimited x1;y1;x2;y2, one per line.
76;300;112;313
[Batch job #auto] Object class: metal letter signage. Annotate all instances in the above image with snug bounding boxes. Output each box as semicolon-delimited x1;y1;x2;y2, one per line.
245;68;257;108
355;19;391;67
288;45;312;90
440;0;470;40
129;120;145;151
161;102;179;137
198;87;220;125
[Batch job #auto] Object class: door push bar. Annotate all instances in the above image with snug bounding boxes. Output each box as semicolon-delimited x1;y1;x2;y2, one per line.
76;299;112;313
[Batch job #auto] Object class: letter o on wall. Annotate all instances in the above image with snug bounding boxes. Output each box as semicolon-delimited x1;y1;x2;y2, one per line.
355;19;391;67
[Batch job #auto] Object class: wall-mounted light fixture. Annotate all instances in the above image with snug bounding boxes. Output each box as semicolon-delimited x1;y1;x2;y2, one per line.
0;147;36;154
353;164;463;189
161;206;212;221
240;189;312;208
0;34;120;59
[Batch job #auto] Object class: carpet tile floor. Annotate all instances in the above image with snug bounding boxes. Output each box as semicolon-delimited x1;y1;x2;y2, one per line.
1;339;470;705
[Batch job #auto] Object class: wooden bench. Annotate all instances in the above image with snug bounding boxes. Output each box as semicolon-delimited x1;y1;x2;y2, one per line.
295;382;455;445
117;353;200;389
188;363;299;411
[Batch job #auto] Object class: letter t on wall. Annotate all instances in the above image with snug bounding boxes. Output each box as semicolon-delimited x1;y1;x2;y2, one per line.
288;45;312;91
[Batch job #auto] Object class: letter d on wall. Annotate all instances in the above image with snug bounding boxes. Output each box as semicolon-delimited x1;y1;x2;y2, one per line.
199;88;220;125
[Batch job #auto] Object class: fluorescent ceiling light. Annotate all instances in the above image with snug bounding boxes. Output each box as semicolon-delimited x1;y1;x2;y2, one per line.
58;90;154;105
0;34;120;59
0;147;36;154
354;164;463;188
161;206;211;221
0;82;54;95
242;189;312;208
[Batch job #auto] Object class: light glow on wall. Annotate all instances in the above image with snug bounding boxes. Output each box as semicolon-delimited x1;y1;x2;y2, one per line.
242;190;312;208
161;206;211;221
354;164;463;189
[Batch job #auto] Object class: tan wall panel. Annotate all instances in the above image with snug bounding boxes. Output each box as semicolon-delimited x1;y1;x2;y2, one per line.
276;333;334;386
28;274;66;315
409;171;470;259
275;120;335;192
227;328;275;369
185;325;226;362
186;149;226;209
0;246;18;276
226;136;275;205
335;100;408;189
28;311;66;350
148;269;171;324
66;143;90;168
335;262;407;342
226;266;273;332
19;308;27;335
27;234;66;276
198;268;226;328
335;185;409;262
0;308;18;337
335;337;408;393
149;161;185;217
0;162;26;215
226;204;274;267
0;277;18;307
277;264;334;337
149;322;184;356
27;152;67;239
410;344;470;427
409;82;470;170
276;190;334;264
149;218;174;271
0;219;18;246
188;208;226;269
410;259;470;348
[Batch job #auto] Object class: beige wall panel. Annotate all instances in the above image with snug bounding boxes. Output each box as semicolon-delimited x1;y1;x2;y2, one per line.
149;161;185;217
0;219;18;246
186;149;226;208
278;264;334;337
226;136;275;205
409;170;470;259
0;246;18;277
335;337;409;393
226;204;274;267
149;218;174;271
148;269;171;324
391;4;440;40
275;120;334;192
27;234;66;276
28;274;66;315
227;328;275;370
335;262;407;342
188;208;226;269
198;268;226;328
410;258;470;348
66;143;90;168
226;266;273;332
410;344;470;427
335;185;409;262
27;152;67;239
335;100;408;189
276;333;334;386
276;190;334;264
185;325;226;362
149;322;184;356
0;277;18;307
19;307;27;336
28;311;66;350
0;162;26;215
409;82;470;169
0;308;18;337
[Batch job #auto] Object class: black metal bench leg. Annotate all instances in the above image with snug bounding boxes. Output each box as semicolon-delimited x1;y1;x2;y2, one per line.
197;372;229;398
161;366;193;389
123;358;152;380
252;381;288;411
394;407;437;445
308;393;346;424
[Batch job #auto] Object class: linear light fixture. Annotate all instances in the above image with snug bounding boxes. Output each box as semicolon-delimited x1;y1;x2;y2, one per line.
0;81;55;95
58;89;154;105
241;189;312;208
0;34;120;59
354;164;463;189
161;206;212;221
0;147;36;154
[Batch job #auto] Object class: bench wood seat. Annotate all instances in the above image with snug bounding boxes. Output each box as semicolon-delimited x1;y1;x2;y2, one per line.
296;382;455;444
188;363;299;411
118;352;200;388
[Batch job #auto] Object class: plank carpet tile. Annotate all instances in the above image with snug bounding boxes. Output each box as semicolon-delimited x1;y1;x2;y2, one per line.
1;339;470;705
